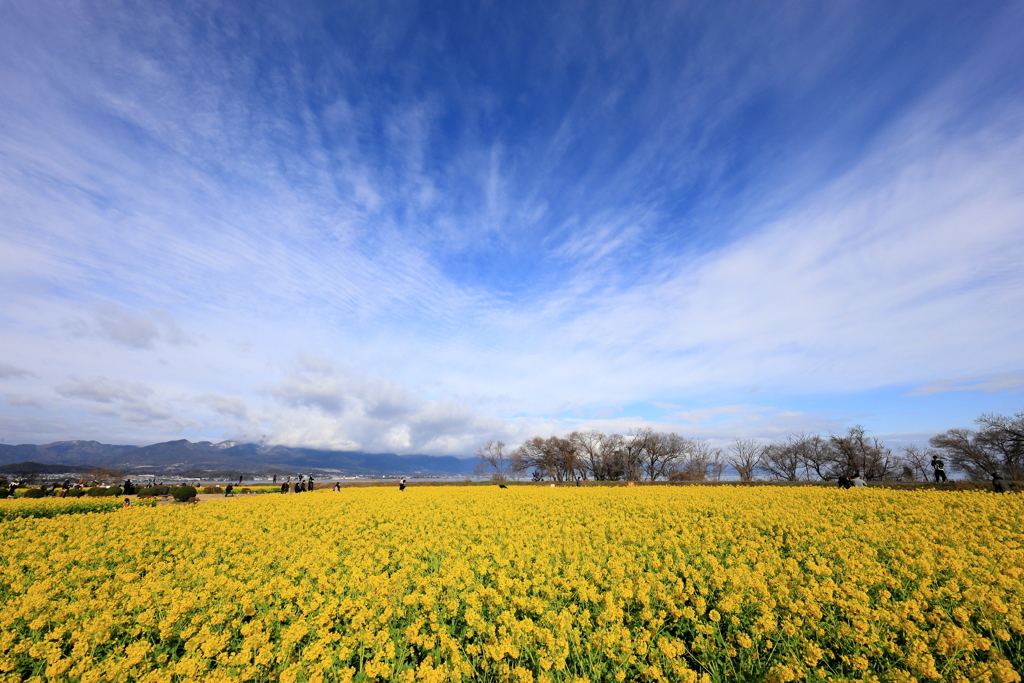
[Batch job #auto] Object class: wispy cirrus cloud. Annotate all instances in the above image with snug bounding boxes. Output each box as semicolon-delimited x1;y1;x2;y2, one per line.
910;374;1024;397
0;0;1022;452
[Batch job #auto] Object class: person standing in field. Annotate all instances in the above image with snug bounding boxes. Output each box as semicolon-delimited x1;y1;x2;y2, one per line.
993;473;1012;493
280;480;288;494
851;472;866;487
333;482;340;492
399;477;407;491
932;456;948;483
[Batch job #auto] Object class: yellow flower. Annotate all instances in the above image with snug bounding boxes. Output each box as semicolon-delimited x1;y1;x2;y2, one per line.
0;485;1021;683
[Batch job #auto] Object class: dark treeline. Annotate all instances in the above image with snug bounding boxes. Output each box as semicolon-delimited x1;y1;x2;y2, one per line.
475;410;1024;483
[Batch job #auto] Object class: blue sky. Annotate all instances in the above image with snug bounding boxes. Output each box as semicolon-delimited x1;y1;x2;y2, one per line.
2;0;1023;454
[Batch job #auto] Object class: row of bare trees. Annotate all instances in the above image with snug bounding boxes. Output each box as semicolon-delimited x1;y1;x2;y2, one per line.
753;427;911;482
474;428;726;483
475;411;1024;482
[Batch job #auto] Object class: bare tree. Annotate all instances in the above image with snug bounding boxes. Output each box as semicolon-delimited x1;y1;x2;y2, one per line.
473;440;521;481
974;412;1024;478
707;452;726;481
602;433;630;480
830;426;899;481
571;431;627;480
898;444;934;482
568;430;600;479
515;436;581;482
634;430;685;481
727;438;762;482
695;440;724;481
796;434;835;481
929;429;985;480
759;435;808;481
669;439;723;481
621;428;655;481
930;411;1024;480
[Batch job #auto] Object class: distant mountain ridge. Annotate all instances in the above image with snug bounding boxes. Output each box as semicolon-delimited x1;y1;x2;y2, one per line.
0;439;476;476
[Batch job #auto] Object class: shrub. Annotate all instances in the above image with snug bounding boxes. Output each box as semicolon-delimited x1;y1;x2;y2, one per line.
173;486;197;502
137;487;159;498
66;489;85;497
23;488;47;499
202;486;223;495
85;486;123;497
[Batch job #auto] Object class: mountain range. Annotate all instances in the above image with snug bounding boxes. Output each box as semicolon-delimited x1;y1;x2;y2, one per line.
0;440;477;477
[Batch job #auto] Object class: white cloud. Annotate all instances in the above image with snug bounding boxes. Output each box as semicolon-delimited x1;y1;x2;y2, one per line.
257;356;514;454
673;405;775;424
59;306;197;350
272;375;347;415
6;396;43;409
910;373;1024;397
197;393;249;420
56;376;152;404
55;376;175;424
0;363;37;380
468;111;1024;403
95;306;160;349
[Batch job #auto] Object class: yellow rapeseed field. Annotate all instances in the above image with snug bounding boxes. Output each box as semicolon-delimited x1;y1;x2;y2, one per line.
1;486;1022;682
0;497;135;521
